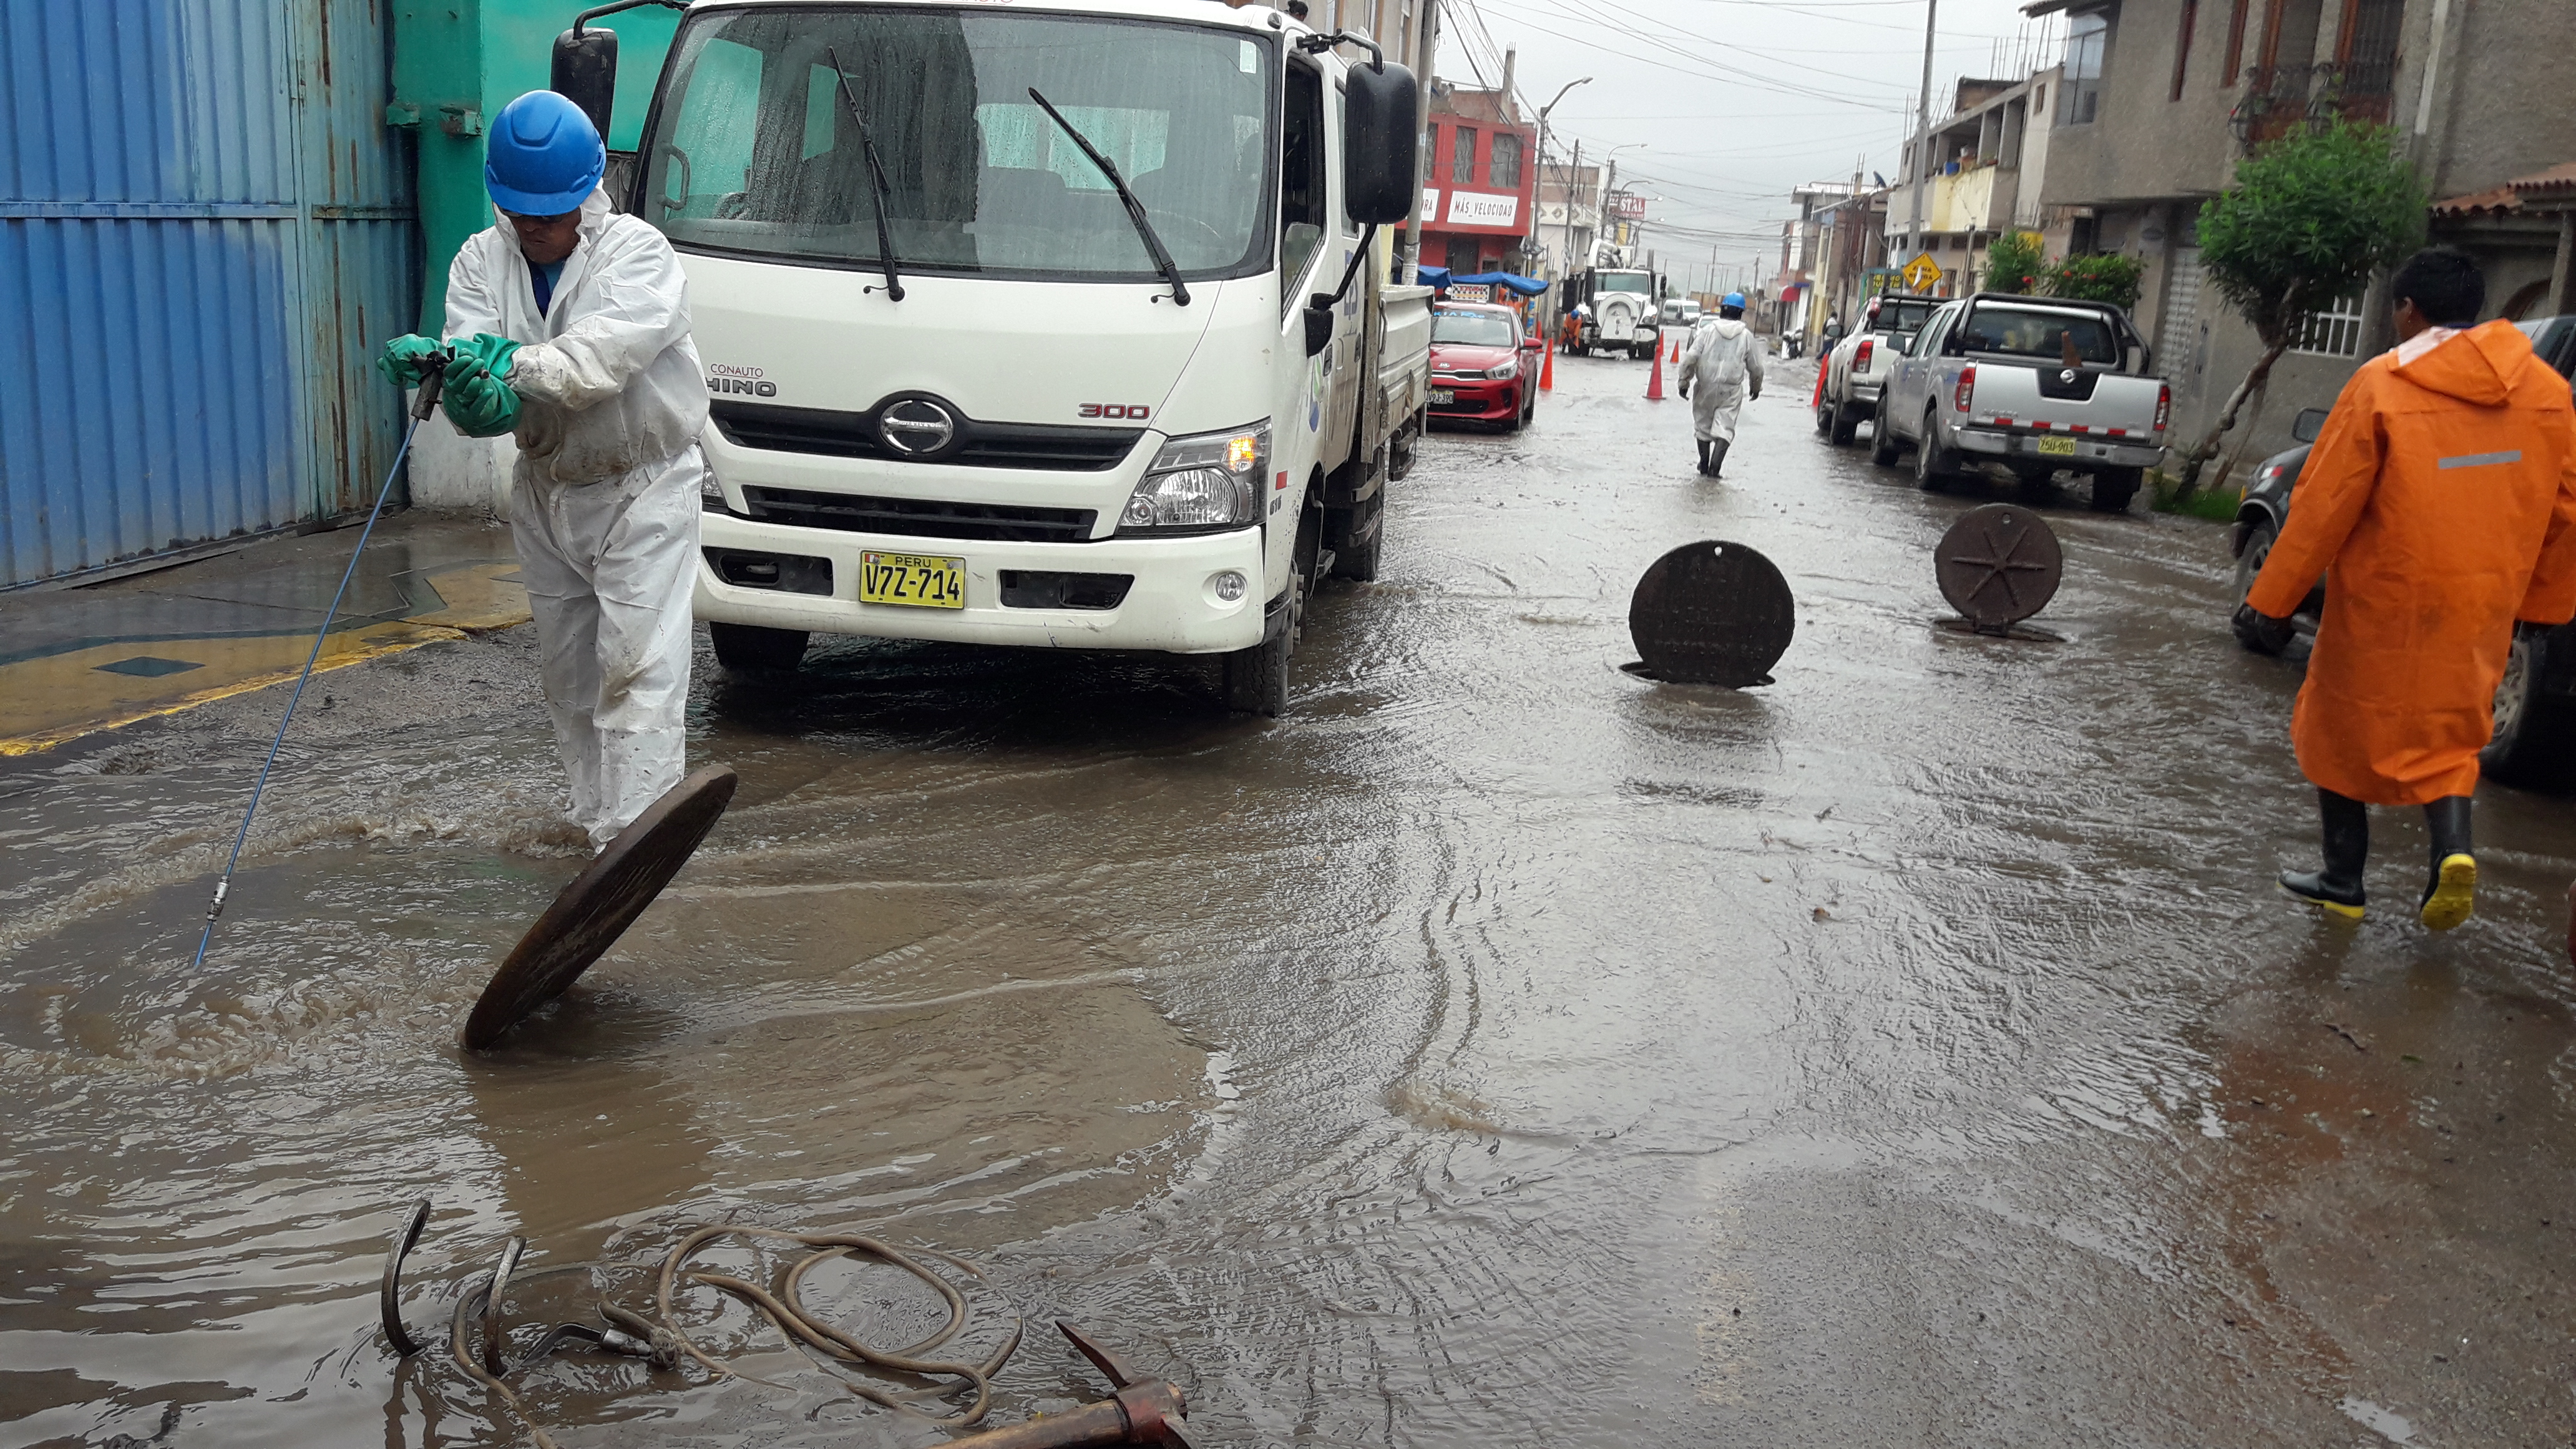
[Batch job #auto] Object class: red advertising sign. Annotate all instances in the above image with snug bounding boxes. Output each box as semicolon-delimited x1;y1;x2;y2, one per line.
1609;194;1647;220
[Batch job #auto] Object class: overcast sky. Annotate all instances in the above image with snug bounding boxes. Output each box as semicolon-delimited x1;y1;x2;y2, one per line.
1433;0;2060;293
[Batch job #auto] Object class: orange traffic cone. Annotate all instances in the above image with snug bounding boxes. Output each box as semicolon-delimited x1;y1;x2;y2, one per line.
1669;334;1682;363
1811;360;1826;408
1646;335;1666;402
1539;341;1554;392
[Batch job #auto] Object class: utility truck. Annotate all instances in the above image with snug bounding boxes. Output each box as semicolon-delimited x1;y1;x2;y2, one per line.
552;0;1430;714
1568;266;1659;359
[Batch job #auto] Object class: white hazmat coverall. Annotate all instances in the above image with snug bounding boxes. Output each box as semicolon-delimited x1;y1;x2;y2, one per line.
444;188;710;849
1681;315;1765;445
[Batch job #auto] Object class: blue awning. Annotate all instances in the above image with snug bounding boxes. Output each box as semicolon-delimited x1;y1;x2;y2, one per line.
1450;271;1549;296
1413;265;1451;290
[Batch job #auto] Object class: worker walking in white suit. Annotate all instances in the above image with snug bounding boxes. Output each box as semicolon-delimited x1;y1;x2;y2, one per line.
1677;291;1764;477
378;91;710;850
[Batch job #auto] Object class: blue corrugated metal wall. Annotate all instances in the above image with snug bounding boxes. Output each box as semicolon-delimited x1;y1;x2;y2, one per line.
0;0;418;588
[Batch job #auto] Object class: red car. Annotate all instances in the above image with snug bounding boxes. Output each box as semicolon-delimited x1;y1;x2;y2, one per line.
1428;301;1540;431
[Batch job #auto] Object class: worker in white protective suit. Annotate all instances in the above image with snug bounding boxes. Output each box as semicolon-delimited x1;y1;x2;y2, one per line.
1676;291;1765;478
377;90;709;850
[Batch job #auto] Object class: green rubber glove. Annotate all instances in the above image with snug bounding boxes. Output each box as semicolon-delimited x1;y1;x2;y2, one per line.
443;332;521;384
442;362;523;438
376;334;447;388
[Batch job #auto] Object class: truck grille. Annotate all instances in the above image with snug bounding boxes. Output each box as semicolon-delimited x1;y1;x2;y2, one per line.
711;401;1142;471
740;486;1098;544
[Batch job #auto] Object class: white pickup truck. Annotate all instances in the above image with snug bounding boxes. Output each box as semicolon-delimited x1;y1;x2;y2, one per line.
1813;292;1940;446
565;0;1429;714
1872;292;2170;513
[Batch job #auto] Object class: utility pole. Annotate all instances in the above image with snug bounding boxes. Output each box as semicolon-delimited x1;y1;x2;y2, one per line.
1533;76;1591;334
1398;0;1440;282
1904;0;1936;271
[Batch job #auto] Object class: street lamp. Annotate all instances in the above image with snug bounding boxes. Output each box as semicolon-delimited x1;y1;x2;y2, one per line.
1533;77;1590;326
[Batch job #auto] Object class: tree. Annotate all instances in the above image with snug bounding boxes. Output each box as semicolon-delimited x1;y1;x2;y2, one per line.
1983;231;2046;295
2177;120;2427;497
2046;253;2145;310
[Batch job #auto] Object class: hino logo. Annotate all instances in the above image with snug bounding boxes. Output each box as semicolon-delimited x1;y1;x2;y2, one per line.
706;376;778;397
876;395;960;458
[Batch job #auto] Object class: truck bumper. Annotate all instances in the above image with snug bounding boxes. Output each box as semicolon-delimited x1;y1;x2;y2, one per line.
1956;428;2163;469
694;512;1266;655
1845;381;1882;409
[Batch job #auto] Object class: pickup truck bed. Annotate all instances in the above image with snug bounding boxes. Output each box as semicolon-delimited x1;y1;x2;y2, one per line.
1875;293;2170;513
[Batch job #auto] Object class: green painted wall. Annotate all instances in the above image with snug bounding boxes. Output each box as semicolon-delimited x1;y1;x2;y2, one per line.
389;1;684;332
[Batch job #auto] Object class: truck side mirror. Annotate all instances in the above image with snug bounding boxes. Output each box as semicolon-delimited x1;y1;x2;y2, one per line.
1303;301;1335;358
2291;406;2329;444
551;26;620;142
1341;61;1420;226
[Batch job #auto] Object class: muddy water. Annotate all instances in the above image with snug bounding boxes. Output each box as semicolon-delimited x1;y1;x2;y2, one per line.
8;355;2576;1447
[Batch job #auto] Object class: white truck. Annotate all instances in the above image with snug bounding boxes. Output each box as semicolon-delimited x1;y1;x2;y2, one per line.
1872;292;2170;514
560;0;1430;714
1813;291;1941;446
1569;266;1659;359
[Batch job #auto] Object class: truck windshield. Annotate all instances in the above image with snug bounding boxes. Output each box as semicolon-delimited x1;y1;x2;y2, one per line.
1596;273;1651;294
1956;303;2120;363
641;7;1275;281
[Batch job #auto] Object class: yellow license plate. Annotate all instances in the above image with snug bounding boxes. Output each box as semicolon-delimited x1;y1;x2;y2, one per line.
2036;435;2079;457
859;551;965;608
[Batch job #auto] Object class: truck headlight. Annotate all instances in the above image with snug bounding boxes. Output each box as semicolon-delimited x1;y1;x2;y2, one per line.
1485;358;1519;380
1120;421;1269;533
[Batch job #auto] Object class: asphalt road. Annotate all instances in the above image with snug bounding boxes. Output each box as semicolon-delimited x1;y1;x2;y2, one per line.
5;347;2574;1448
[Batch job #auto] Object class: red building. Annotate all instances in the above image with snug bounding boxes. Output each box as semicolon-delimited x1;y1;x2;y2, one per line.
1420;84;1536;276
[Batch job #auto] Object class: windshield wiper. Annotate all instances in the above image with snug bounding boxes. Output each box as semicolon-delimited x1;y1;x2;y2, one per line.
824;46;904;301
1027;87;1190;306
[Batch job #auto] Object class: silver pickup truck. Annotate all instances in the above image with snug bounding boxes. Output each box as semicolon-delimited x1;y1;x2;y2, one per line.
1873;293;2171;513
1814;293;1941;446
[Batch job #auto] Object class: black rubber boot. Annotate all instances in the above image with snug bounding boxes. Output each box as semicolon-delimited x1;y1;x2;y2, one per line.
2419;794;2476;931
1695;438;1711;475
1708;438;1730;477
2280;788;2368;919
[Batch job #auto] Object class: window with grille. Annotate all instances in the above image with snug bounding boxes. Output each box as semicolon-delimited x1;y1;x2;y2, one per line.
1488;134;1521;190
2294;290;2365;356
2160;246;2202;351
1451;127;1478;185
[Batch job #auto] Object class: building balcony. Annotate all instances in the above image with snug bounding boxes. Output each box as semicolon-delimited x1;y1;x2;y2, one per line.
2233;62;2397;149
1901;163;2022;238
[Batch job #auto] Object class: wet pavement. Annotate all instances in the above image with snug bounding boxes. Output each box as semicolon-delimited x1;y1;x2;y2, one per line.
6;351;2575;1447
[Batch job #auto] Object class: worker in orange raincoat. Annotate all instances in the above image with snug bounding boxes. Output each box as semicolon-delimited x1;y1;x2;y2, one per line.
2242;248;2576;929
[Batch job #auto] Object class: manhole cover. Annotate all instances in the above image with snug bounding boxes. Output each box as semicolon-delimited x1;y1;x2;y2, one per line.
462;764;738;1050
1627;540;1795;686
1934;503;2062;630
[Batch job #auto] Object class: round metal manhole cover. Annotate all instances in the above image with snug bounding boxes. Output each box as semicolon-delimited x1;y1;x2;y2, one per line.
1627;540;1796;686
1934;503;2063;630
461;764;738;1051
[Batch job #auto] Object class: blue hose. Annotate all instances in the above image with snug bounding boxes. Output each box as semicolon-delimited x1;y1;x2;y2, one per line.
190;371;446;971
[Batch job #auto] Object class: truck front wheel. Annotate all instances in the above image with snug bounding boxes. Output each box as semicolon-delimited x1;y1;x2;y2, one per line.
1222;575;1302;716
710;622;809;672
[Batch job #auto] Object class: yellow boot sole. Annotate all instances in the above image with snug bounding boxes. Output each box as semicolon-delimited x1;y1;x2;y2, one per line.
2279;880;2365;919
2419;853;2476;932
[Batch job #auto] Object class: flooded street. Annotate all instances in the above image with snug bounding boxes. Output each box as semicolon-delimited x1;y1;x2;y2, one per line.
8;353;2576;1447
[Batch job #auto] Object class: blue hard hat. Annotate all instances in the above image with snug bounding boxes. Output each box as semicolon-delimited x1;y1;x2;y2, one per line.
485;91;605;215
1723;291;1747;308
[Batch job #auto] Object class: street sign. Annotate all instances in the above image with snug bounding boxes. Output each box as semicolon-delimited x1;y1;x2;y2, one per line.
1610;194;1647;220
1901;253;1943;291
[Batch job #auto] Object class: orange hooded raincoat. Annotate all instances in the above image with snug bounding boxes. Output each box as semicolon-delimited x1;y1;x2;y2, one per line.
2247;319;2576;804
